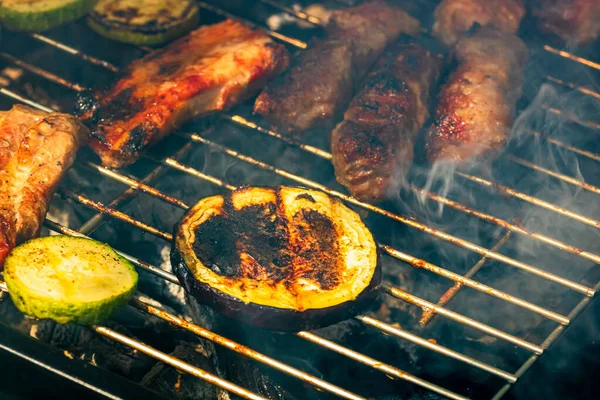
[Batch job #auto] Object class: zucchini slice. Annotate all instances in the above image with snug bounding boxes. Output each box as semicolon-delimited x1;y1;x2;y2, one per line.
4;236;138;325
87;0;200;45
0;0;98;32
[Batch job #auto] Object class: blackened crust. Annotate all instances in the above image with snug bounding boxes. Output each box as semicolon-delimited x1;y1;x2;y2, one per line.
171;186;381;332
171;239;381;331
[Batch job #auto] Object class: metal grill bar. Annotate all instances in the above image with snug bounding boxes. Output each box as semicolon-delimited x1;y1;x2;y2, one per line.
0;52;86;91
0;282;266;400
55;158;540;379
8;11;600;244
297;331;469;400
59;188;174;241
39;219;367;399
546;76;600;100
55;148;547;353
130;296;366;400
356;315;517;382
456;172;600;229
410;185;600;263
490;278;600;400
57;145;574;330
43;216;471;399
78;143;193;234
543;106;600;131
223;115;600;259
419;232;513;326
92;325;267;400
80;160;189;209
0;87;54;112
380;245;569;324
524;129;600;163
195;1;307;48
182;132;593;295
3;44;598;253
222;114;333;160
29;33;120;72
381;285;543;354
227;112;600;168
251;0;600;75
543;45;600;70
506;155;600;196
76;136;574;324
0;3;597;399
258;0;324;26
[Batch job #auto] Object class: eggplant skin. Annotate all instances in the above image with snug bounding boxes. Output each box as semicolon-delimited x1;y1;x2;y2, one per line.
170;186;382;332
171;244;381;332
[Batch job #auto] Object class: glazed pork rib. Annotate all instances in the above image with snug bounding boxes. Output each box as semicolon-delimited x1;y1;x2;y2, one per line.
530;0;600;45
331;41;443;202
76;19;290;168
425;28;528;164
253;0;420;134
432;0;525;46
0;105;88;267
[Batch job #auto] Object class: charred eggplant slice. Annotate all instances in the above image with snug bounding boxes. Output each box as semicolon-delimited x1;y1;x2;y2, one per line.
172;186;381;331
87;0;200;45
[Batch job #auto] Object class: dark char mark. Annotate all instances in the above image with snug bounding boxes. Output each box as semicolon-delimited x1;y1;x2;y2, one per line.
192;189;341;290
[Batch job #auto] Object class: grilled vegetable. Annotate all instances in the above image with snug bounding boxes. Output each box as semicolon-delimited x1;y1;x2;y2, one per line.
4;236;138;325
172;186;381;331
0;0;98;32
87;0;200;45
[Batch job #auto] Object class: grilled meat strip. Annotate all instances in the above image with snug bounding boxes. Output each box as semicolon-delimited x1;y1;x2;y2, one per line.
432;0;525;46
253;0;420;134
425;28;528;164
331;42;443;202
530;0;600;45
0;105;88;267
76;19;290;168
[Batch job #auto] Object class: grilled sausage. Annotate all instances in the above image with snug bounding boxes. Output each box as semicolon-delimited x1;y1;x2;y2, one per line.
425;28;528;164
0;105;88;267
331;41;443;202
76;19;290;168
253;0;420;134
432;0;525;47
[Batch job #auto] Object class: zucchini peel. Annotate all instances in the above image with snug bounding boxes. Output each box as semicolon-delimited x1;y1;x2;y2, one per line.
0;0;98;32
4;236;138;325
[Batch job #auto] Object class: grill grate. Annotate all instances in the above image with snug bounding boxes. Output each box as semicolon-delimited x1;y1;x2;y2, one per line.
0;1;598;399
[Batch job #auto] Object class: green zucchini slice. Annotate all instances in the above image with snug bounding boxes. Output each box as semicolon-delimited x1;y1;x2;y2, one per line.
0;0;98;32
87;0;200;45
4;236;138;325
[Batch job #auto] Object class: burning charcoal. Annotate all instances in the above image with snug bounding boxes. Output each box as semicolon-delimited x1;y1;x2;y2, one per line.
141;342;229;400
312;318;362;342
32;319;154;379
221;355;298;400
